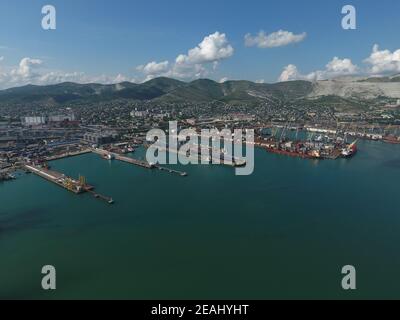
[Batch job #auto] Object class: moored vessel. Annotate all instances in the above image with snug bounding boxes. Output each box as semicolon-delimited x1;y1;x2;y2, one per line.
383;135;400;144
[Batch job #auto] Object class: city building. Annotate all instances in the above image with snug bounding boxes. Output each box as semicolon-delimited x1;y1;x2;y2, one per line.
48;113;76;123
83;132;118;145
21;116;47;126
130;110;149;118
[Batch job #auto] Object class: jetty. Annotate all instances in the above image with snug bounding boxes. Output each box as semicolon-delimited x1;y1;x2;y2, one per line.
24;164;114;204
92;148;188;177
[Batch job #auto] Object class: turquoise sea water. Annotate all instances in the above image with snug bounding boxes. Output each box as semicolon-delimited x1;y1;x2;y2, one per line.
1;141;400;299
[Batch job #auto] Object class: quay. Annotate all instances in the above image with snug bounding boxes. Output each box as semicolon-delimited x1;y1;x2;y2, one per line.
91;148;152;168
92;148;188;177
24;164;114;204
150;144;246;168
45;149;92;161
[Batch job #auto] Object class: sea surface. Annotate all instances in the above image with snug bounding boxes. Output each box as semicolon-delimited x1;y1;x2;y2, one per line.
1;141;400;299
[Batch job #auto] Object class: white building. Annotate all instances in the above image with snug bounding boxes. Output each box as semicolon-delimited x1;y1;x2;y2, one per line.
130;110;149;118
48;113;76;122
22;116;47;126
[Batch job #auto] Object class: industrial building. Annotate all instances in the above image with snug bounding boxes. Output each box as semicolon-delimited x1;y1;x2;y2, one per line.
83;132;118;145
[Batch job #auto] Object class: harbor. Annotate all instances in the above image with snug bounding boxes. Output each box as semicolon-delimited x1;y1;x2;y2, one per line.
254;126;358;160
2;139;400;299
1;144;188;204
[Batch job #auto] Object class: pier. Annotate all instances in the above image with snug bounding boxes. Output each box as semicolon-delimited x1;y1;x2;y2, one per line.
156;165;188;177
91;148;152;168
24;164;114;204
45;149;92;161
92;148;188;177
150;144;246;168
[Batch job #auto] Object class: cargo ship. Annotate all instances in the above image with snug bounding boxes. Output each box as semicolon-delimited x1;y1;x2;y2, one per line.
265;145;320;159
383;135;400;144
260;138;357;160
341;140;358;158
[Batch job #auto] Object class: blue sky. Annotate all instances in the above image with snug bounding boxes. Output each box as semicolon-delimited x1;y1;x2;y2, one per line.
0;0;399;88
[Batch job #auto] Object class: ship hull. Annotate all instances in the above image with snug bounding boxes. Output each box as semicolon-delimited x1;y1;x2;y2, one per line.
265;148;319;159
383;139;400;144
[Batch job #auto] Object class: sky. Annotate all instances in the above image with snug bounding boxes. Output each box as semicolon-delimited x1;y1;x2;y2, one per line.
0;0;399;89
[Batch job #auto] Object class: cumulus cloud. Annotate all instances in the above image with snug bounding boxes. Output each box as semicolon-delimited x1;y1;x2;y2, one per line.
245;30;306;48
364;44;400;74
279;64;303;82
279;45;400;82
0;56;4;62
279;57;358;82
0;58;44;87
11;58;42;80
136;61;169;76
326;57;358;74
176;32;233;65
0;57;134;89
136;32;234;81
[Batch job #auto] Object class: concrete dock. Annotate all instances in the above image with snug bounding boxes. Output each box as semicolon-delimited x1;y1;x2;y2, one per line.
92;148;188;177
25;164;114;204
45;149;92;161
151;145;246;168
91;148;152;168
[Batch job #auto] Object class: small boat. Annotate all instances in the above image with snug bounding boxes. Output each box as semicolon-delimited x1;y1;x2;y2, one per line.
102;153;115;160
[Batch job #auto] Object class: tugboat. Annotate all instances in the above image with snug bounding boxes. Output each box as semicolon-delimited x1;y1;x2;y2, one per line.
102;153;115;160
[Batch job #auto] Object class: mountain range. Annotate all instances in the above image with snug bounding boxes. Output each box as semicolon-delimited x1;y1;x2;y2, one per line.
0;75;399;107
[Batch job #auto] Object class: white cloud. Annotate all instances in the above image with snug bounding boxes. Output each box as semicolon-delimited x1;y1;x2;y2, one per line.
326;57;358;74
364;44;400;74
245;30;306;48
279;64;303;82
136;61;169;76
0;56;4;62
0;57;134;89
219;77;229;83
0;58;44;87
11;57;43;80
176;32;233;65
279;57;358;82
279;45;400;82
169;62;207;80
137;32;234;81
